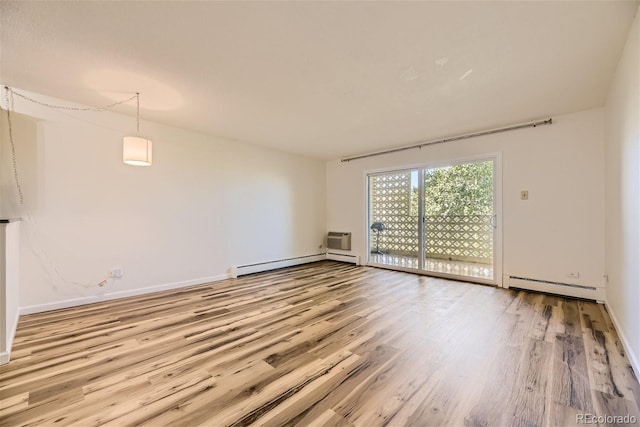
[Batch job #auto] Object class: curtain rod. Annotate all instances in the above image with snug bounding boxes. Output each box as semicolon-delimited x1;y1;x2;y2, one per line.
340;117;553;163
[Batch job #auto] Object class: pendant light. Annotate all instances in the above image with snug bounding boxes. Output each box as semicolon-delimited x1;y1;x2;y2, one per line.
123;93;152;166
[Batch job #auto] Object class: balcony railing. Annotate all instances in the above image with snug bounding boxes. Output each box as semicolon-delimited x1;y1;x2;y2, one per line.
370;214;493;264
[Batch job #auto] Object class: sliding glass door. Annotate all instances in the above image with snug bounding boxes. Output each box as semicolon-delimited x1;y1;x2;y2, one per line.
367;158;498;283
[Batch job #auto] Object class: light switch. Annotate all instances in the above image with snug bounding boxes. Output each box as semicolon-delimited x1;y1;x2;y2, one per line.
521;191;529;200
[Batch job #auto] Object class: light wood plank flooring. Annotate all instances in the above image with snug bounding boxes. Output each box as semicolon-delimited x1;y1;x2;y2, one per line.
1;261;639;426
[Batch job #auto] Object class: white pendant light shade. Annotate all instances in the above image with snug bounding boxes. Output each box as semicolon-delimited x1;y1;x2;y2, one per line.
123;136;152;166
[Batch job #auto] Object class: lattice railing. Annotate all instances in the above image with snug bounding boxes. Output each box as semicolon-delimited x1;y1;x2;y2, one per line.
369;214;493;263
425;215;492;264
370;215;419;255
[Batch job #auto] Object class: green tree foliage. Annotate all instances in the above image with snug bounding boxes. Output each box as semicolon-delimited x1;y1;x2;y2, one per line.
425;162;493;215
422;161;493;216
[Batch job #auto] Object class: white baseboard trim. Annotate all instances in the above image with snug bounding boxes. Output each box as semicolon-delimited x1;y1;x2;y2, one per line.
230;254;326;278
326;252;361;265
19;273;230;316
0;351;9;365
605;302;640;379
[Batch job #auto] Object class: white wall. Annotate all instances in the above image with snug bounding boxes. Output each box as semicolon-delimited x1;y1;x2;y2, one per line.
604;7;639;375
327;108;606;293
0;90;326;310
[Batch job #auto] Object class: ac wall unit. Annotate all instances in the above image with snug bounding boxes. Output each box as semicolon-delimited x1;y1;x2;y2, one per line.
327;232;351;250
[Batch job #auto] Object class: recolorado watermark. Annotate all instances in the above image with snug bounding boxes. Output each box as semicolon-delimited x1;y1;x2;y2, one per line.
576;413;637;424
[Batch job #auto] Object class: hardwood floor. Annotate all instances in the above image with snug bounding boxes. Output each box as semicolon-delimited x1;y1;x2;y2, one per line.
1;261;639;426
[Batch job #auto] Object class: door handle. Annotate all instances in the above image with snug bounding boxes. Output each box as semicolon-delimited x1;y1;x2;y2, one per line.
490;215;497;228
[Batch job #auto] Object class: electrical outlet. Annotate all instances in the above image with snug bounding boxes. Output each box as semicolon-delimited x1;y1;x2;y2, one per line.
521;191;529;200
111;267;123;279
567;272;579;279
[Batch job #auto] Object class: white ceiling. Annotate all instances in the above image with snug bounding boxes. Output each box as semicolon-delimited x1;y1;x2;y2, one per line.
1;1;637;160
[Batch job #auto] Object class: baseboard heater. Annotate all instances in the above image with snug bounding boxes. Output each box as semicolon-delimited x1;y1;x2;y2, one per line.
326;252;360;265
230;253;326;278
504;275;604;302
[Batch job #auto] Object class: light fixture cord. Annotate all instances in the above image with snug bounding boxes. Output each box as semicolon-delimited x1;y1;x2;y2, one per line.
136;92;140;134
4;86;24;205
9;89;137;112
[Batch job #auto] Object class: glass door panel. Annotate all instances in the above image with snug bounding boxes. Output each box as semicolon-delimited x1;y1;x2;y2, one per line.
422;160;495;280
368;170;420;269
